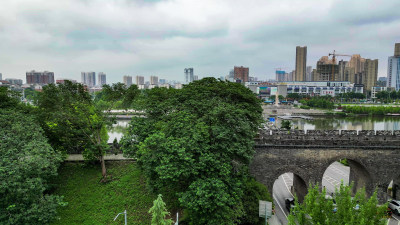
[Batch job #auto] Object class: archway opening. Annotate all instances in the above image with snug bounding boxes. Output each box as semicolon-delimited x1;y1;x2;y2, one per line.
272;172;307;221
388;174;400;200
322;158;372;197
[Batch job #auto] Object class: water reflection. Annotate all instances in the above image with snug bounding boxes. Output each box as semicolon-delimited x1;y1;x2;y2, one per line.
107;119;129;143
287;116;400;131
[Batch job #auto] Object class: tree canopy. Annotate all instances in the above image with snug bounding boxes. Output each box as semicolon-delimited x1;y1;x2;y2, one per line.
288;183;388;225
121;78;265;224
0;109;64;224
36;81;111;179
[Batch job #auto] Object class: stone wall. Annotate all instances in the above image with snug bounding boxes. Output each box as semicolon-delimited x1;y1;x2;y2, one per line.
250;129;400;203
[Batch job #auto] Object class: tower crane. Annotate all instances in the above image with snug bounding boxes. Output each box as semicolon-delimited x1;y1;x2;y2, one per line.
328;50;351;81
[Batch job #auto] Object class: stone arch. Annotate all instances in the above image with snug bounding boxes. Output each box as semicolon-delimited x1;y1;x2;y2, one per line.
321;157;373;197
270;169;309;203
388;172;400;200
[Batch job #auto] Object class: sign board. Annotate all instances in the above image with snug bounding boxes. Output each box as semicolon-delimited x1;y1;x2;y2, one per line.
259;200;272;218
269;117;275;122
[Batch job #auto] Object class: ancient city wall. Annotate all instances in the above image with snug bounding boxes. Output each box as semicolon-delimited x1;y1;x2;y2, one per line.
256;129;400;147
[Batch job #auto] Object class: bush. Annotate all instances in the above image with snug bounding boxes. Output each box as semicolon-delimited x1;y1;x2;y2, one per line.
239;178;272;225
300;105;311;109
281;120;291;130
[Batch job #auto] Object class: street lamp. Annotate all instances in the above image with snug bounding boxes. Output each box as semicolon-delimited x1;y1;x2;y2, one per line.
114;210;127;225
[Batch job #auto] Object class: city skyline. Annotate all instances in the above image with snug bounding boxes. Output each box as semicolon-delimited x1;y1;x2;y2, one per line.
0;0;399;83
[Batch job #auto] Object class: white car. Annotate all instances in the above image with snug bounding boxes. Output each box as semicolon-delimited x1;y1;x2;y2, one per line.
388;200;400;215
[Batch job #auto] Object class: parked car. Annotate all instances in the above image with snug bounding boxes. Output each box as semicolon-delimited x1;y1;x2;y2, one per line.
388;200;400;215
285;198;295;212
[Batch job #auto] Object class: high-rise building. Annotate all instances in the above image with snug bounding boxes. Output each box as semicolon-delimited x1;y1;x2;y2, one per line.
184;68;194;84
136;76;144;85
306;66;312;81
81;72;96;87
0;73;2;80
5;78;23;85
315;56;338;81
395;43;400;57
26;70;55;84
276;70;286;82
193;75;199;81
123;75;132;87
295;46;307;81
363;59;378;92
387;43;400;91
349;54;366;74
338;60;348;81
159;79;166;85
150;76;158;85
98;72;106;86
234;66;249;83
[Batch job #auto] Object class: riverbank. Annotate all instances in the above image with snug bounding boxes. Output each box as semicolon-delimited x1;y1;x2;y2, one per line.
263;105;328;116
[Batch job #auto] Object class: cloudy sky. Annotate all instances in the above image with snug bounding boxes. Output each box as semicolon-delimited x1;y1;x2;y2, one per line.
0;0;399;83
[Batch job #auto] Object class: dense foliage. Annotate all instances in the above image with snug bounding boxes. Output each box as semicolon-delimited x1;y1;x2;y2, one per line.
288;183;387;225
342;106;400;115
36;81;111;179
121;78;265;224
336;92;366;100
0;86;21;108
94;82;140;110
300;96;335;109
0;109;64;224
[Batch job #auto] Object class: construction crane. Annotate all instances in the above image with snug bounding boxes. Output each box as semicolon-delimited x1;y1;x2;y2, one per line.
328;50;351;81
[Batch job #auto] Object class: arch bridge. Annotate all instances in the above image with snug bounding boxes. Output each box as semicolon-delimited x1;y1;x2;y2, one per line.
249;129;400;203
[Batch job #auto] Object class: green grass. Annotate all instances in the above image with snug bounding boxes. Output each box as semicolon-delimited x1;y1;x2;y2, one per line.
51;161;158;225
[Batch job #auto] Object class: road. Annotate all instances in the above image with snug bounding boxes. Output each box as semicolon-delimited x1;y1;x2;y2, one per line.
273;162;399;225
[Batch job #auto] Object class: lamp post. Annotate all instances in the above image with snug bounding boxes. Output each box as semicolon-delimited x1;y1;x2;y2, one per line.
114;210;127;225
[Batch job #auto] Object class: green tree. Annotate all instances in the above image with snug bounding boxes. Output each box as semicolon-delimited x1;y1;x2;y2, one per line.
0;109;64;224
95;82;140;110
288;183;387;225
0;86;20;108
122;78;263;224
149;194;173;225
36;81;111;180
281;120;292;130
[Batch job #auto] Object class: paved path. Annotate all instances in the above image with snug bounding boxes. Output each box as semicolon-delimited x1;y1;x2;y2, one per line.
66;154;133;161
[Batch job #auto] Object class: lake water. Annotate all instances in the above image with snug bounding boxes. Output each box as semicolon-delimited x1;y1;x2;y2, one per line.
109;116;400;143
107;119;129;143
284;116;400;131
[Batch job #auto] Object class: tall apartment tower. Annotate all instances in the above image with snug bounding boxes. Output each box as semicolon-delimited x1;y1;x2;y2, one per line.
276;70;286;82
234;66;249;83
136;76;144;85
395;43;400;57
150;76;158;85
81;72;96;87
26;70;55;84
98;72;106;86
306;66;312;81
184;68;194;84
363;59;378;92
295;46;307;81
0;73;2;80
388;43;400;91
123;75;132;87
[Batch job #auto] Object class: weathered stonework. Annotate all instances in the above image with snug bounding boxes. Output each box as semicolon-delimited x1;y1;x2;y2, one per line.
250;130;400;203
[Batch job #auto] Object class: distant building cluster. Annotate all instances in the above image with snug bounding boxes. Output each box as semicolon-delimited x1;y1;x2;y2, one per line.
26;70;54;85
0;43;398;100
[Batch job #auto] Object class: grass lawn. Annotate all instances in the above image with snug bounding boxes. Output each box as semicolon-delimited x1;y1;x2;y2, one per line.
51;161;158;225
